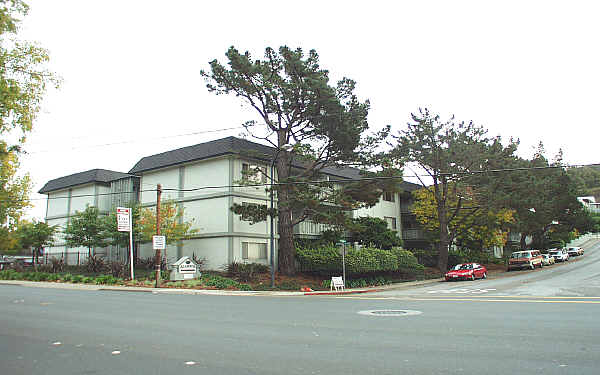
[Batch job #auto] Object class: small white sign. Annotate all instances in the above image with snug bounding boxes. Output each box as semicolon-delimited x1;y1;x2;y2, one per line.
331;276;344;292
178;260;197;274
116;207;131;232
152;235;166;250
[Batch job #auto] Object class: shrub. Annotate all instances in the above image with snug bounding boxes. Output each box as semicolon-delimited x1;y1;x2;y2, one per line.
94;275;119;285
49;258;65;273
85;255;107;274
0;269;20;280
203;274;249;290
297;246;398;275
107;261;129;278
345;247;398;274
70;274;84;283
296;246;341;274
412;248;503;269
81;276;94;284
390;247;425;276
225;261;269;282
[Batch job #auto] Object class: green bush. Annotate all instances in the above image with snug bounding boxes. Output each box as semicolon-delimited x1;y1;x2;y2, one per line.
225;261;269;282
94;275;119;285
390;247;425;275
0;269;20;280
70;274;84;283
412;248;502;268
203;274;250;290
345;247;398;274
297;246;398;275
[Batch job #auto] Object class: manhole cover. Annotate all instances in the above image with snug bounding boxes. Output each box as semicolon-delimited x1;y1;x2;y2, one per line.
357;309;422;317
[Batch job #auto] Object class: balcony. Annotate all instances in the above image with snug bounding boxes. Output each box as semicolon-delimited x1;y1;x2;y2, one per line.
294;220;331;236
402;229;425;240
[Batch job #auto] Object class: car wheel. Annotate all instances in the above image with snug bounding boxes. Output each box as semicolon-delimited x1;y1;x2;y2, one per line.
482;272;487;279
530;263;535;270
470;274;475;281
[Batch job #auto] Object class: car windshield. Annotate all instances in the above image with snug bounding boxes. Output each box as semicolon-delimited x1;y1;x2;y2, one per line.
511;252;529;258
549;251;558;255
453;264;472;270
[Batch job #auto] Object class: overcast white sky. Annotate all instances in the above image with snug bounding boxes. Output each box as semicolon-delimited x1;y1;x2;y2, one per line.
15;0;600;219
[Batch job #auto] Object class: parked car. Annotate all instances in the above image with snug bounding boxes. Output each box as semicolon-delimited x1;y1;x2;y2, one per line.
567;247;584;257
548;248;569;262
507;250;544;271
445;263;487;281
541;254;555;266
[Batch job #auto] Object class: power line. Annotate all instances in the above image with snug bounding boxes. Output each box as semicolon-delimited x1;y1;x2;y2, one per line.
18;161;600;203
26;126;249;154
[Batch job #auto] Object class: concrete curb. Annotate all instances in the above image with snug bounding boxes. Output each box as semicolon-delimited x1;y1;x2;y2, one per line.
0;277;444;296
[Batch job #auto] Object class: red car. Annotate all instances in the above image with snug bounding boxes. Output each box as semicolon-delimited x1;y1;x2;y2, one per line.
445;263;487;281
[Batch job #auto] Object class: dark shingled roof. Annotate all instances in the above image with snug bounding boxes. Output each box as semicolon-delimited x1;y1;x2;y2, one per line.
38;169;133;194
129;136;421;190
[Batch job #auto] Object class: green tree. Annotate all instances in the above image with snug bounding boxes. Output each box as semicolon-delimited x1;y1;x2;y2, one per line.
17;219;58;265
411;186;515;251
136;200;198;261
64;206;108;258
349;216;402;250
201;46;394;275
390;108;518;271
1;1;59;230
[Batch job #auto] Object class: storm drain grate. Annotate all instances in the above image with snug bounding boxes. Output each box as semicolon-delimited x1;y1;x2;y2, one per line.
358;309;422;317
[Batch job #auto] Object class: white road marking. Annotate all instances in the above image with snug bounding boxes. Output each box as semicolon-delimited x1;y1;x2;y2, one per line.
428;288;496;294
52;342;61;346
185;361;196;366
111;351;121;355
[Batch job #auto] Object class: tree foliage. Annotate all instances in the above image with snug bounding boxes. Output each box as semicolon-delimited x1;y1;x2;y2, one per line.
499;146;594;249
349;216;402;250
136;200;198;244
201;46;393;274
411;187;515;250
16;219;58;264
0;1;59;230
390;108;519;271
64;206;108;257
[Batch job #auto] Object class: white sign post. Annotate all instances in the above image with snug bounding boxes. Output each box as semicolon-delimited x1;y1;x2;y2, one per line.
117;207;134;280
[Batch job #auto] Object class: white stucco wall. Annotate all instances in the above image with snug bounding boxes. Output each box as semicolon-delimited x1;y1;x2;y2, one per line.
355;193;401;232
69;184;96;214
46;190;69;218
183;198;229;234
140;168;180;204
183;158;229;197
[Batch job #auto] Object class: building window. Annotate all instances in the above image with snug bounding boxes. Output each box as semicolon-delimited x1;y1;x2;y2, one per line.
384;216;397;230
242;163;266;183
383;191;395;202
242;242;268;260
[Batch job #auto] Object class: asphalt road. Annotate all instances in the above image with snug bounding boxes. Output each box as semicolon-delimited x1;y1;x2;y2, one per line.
2;240;599;375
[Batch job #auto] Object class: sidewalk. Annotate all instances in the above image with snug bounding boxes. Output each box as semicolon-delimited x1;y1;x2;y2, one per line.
0;276;444;297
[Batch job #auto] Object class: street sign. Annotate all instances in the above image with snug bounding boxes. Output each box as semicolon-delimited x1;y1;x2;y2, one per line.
153;235;166;250
117;207;131;232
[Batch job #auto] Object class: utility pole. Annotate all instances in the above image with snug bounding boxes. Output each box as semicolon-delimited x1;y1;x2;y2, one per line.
155;184;162;288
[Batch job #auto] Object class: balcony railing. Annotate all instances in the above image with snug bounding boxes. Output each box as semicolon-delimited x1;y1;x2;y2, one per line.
294;221;331;236
402;229;425;240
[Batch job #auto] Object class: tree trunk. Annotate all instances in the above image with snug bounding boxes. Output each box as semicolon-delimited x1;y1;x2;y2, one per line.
275;144;296;275
520;233;527;250
437;205;450;272
277;206;295;275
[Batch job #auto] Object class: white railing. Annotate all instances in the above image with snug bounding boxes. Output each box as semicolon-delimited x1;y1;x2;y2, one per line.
402;229;425;240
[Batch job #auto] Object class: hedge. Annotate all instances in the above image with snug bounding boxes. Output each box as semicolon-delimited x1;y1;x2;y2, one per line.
296;246;423;275
411;248;503;268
